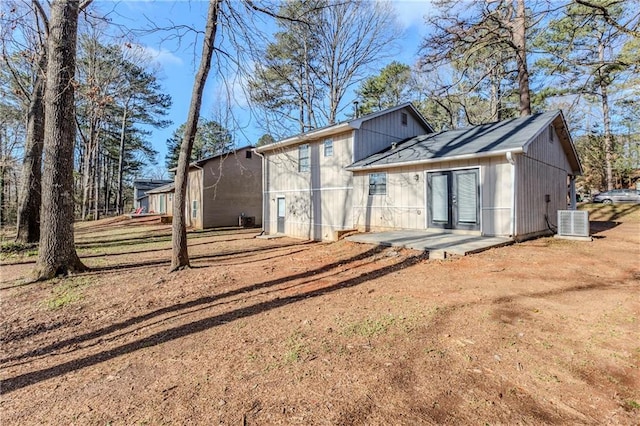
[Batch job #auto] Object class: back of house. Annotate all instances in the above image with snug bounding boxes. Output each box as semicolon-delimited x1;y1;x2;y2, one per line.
255;103;433;240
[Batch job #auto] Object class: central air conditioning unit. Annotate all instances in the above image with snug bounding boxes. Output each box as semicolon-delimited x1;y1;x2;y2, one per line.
557;210;590;238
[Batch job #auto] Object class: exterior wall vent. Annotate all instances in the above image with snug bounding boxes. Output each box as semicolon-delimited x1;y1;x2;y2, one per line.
557;210;589;238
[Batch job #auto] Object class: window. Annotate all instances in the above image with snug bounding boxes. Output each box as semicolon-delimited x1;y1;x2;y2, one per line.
369;172;387;195
191;200;198;219
168;194;173;202
324;139;334;157
401;112;408;126
246;150;252;159
549;125;554;143
298;144;310;172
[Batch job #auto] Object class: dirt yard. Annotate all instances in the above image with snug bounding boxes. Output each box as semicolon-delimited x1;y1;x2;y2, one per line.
1;205;639;425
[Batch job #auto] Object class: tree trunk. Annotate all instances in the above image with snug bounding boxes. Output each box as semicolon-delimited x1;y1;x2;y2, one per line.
116;102;129;215
80;119;95;220
35;0;87;280
512;0;531;116
599;41;614;190
15;51;46;243
94;146;100;220
171;0;221;271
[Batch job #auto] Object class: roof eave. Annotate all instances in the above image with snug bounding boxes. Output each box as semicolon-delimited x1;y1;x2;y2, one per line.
255;123;353;153
346;148;524;172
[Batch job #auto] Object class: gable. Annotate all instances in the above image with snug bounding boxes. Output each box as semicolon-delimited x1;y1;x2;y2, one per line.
353;107;433;162
255;103;433;155
347;110;581;175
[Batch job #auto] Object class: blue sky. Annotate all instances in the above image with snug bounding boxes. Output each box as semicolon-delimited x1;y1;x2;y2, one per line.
96;1;434;175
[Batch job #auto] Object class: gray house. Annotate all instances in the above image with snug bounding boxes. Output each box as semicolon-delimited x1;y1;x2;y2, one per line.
257;105;581;242
347;110;582;241
132;179;173;213
255;103;433;240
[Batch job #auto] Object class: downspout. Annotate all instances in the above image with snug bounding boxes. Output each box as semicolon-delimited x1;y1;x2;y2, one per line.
569;175;577;210
254;150;266;236
506;151;517;239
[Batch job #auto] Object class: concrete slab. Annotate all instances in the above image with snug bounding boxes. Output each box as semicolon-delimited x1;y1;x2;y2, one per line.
346;230;513;257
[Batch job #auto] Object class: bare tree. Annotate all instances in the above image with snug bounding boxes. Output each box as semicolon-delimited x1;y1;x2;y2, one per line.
1;1;49;242
249;0;400;135
419;0;533;122
171;0;221;271
35;0;91;280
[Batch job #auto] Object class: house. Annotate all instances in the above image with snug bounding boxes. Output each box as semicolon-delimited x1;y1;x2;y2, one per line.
132;179;174;213
255;103;434;240
146;182;175;214
156;145;262;229
256;105;582;242
346;110;582;241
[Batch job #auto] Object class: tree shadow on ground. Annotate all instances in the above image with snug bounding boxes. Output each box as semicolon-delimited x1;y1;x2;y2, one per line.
1;244;376;364
0;230;262;267
82;241;316;273
75;228;257;250
585;203;640;222
78;235;258;259
3;249;631;396
589;221;621;235
1;246;416;393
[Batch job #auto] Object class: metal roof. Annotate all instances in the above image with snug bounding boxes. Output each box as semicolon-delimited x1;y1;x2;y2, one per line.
347;110;581;174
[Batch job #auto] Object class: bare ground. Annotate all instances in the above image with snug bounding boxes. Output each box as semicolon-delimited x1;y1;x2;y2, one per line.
1;205;639;425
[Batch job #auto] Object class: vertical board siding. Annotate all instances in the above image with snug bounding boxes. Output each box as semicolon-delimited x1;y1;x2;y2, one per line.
264;131;354;240
481;157;513;236
354;109;431;162
200;148;263;228
352;156;514;237
516;128;570;237
186;169;203;229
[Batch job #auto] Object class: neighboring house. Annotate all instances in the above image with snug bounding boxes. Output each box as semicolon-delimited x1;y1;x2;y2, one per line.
255;103;434;240
147;182;175;214
161;146;262;230
257;105;582;242
132;179;173;213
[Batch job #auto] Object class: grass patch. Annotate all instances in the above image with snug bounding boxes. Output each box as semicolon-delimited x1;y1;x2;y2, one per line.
45;277;92;310
340;314;398;338
625;400;640;410
283;330;311;363
0;241;38;260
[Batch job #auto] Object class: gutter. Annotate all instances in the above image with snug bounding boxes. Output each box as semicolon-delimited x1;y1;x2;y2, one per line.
255;123;352;153
346;147;525;172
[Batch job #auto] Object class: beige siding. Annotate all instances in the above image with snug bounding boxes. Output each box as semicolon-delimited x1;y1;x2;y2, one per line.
148;194;158;213
515;127;571;238
352;165;426;231
199;148;262;228
148;191;174;215
186;168;203;229
352;156;515;237
354;110;430;162
481;157;513;236
264;131;354;240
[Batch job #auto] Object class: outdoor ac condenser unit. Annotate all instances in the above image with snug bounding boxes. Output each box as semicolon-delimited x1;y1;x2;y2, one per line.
557;210;590;238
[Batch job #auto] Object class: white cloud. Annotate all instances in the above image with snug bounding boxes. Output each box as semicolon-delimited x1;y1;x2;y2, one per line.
392;0;436;30
131;44;184;68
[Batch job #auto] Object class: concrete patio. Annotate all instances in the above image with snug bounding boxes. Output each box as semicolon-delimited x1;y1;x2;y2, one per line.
346;230;513;259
